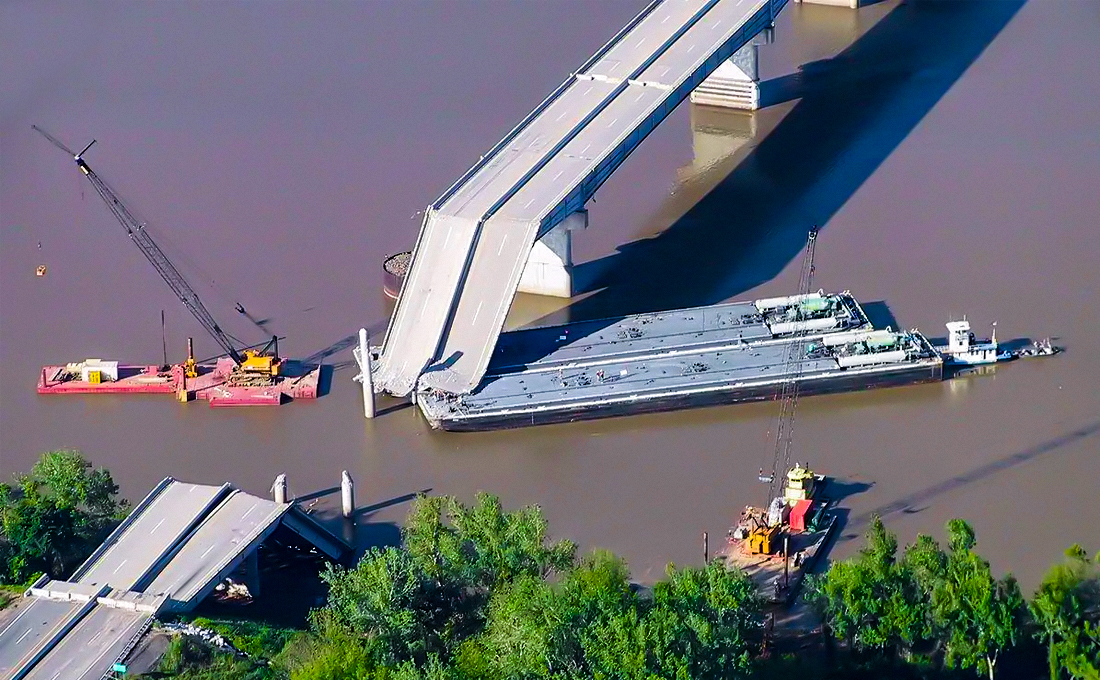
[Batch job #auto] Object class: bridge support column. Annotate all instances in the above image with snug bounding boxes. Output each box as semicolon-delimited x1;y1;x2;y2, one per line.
691;42;759;110
518;209;587;298
242;549;260;598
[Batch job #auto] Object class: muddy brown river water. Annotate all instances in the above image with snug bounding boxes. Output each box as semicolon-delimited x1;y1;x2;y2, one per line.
2;0;1098;589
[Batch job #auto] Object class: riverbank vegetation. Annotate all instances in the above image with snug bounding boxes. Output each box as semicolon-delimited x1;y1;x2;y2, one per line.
0;450;128;586
2;455;1093;679
138;495;1097;680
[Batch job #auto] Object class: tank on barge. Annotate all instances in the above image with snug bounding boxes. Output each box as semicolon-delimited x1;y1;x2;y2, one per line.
415;292;943;431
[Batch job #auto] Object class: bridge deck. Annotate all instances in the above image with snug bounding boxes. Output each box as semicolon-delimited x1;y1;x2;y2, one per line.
377;0;786;397
22;604;149;680
72;480;227;591
0;478;349;680
0;598;81;678
146;491;289;610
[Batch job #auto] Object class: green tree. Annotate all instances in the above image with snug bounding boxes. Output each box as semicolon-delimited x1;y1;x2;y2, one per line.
402;493;576;590
897;521;1032;678
810;516;929;657
480;549;636;679
317;493;577;672
0;450;126;583
643;560;762;679
919;520;1024;680
27;449;125;519
1030;545;1100;679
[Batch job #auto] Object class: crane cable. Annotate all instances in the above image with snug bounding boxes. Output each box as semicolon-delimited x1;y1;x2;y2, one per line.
31;126;266;344
33;125;248;364
760;228;818;509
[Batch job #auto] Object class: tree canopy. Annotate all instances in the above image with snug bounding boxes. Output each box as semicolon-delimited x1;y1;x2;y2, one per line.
0;450;128;583
811;517;1080;680
286;493;763;680
1030;545;1100;680
809;516;929;655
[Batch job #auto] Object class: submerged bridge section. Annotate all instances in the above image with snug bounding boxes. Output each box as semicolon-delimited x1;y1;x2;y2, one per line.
0;478;348;680
376;0;790;397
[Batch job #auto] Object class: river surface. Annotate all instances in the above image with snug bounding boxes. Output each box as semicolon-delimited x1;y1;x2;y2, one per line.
2;0;1098;590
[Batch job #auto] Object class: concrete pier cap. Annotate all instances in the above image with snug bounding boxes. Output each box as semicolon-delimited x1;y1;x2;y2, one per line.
691;37;764;110
518;209;588;298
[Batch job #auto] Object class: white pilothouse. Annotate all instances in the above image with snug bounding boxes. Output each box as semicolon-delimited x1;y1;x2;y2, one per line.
937;319;1012;366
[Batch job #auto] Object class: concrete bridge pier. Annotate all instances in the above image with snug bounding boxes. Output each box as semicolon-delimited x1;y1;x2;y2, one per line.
518;209;587;298
242;549;260;598
691;40;761;110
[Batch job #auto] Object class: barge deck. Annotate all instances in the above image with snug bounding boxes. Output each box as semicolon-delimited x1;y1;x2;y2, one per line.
719;510;837;605
39;357;320;406
415;293;942;430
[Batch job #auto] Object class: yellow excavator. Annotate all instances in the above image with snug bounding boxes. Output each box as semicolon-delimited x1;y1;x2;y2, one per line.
744;466;822;556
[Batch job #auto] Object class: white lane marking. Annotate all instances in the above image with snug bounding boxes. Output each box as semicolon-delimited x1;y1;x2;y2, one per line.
90;629;102;643
472;302;484;325
0;599;37;636
662;14;670;23
112;559;127;574
16;629;31;643
81;625;136;680
201;545;216;559
241;505;256;520
497;234;509;255
607;117;618;128
150;518;166;534
51;672;61;680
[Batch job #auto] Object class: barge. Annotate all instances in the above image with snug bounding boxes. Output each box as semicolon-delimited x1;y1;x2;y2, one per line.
38;357;320;406
414;292;943;431
718;465;838;605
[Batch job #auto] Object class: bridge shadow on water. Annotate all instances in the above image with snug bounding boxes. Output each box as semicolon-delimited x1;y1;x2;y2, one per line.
534;0;1026;331
833;420;1100;545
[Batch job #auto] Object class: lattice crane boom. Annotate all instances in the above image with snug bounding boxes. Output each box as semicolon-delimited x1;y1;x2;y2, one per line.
34;126;243;364
762;228;818;505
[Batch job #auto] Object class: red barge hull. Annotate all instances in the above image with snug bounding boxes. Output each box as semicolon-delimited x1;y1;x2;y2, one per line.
38;358;320;406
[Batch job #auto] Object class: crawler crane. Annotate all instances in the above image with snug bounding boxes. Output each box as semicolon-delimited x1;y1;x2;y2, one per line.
34;126;281;384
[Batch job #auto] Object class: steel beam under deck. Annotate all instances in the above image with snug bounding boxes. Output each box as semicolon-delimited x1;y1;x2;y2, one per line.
376;0;788;397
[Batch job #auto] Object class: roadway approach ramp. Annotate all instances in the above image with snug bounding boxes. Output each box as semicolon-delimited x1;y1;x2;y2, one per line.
376;0;790;397
0;478;349;680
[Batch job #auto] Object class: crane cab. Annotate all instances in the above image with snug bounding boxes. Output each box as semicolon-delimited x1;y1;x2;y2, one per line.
236;336;283;378
783;464;821;505
240;349;281;377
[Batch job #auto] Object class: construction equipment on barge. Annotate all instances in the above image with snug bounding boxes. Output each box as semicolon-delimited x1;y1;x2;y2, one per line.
719;463;838;604
32;126;319;406
717;231;837;605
